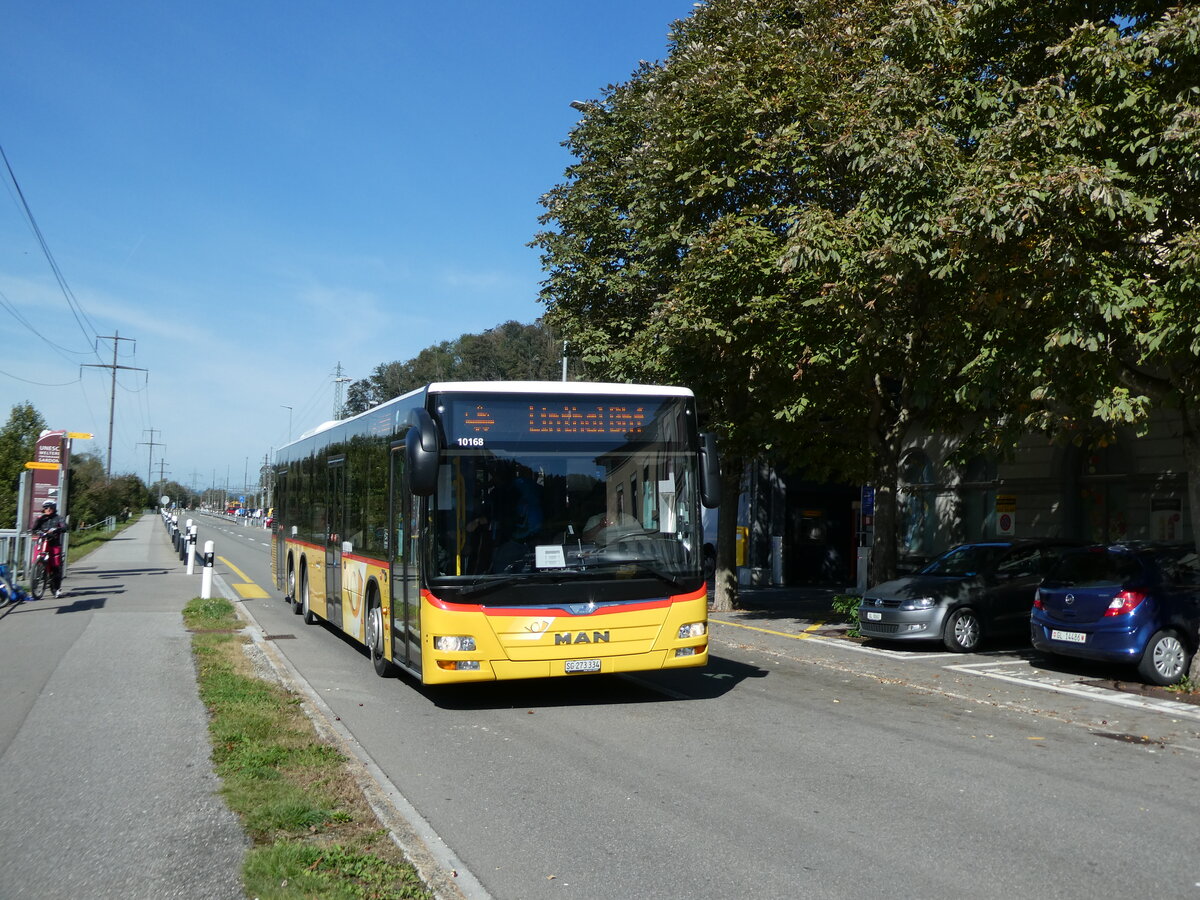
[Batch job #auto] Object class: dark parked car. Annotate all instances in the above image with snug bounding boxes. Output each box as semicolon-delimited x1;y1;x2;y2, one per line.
1031;543;1200;685
859;539;1081;652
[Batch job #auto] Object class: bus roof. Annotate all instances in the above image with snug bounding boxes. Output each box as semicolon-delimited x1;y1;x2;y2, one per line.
426;381;694;398
284;381;694;448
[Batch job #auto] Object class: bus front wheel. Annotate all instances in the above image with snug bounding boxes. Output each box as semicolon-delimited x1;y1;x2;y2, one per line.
367;596;393;677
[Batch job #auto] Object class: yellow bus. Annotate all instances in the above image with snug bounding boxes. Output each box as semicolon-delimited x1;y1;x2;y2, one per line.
272;381;720;685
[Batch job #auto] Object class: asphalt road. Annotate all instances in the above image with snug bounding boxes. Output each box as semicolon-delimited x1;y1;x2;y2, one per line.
201;515;1200;900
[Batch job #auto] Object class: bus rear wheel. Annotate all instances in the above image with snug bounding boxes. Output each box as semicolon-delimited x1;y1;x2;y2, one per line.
299;567;317;625
367;597;393;677
288;561;300;614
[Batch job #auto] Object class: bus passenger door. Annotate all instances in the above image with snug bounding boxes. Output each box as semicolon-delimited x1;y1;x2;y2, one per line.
325;457;345;629
389;445;421;674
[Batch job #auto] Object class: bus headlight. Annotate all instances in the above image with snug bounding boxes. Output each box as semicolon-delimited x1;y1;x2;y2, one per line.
678;622;707;640
434;636;477;652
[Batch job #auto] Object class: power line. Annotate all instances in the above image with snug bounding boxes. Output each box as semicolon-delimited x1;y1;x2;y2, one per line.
0;140;102;350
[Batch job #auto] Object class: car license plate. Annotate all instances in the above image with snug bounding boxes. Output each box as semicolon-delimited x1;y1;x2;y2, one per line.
565;659;601;674
1051;629;1087;644
865;611;882;621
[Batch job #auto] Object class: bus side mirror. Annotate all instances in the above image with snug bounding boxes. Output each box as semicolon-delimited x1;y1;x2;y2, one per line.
699;432;721;509
406;408;440;496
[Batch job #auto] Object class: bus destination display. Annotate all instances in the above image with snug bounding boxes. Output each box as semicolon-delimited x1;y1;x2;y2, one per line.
443;396;675;444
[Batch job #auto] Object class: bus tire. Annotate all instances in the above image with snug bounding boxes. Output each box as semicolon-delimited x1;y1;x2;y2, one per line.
367;593;394;677
288;559;300;614
300;565;317;625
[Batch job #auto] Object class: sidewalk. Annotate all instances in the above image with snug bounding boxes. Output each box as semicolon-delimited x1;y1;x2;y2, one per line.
710;583;851;635
0;515;245;899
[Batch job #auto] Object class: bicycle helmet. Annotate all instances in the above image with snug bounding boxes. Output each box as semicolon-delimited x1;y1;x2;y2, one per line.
42;502;56;512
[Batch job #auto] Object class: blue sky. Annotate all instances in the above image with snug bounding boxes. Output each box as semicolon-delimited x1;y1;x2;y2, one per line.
1;0;693;495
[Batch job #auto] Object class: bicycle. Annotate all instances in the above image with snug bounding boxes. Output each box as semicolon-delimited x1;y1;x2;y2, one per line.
28;531;60;601
0;563;30;607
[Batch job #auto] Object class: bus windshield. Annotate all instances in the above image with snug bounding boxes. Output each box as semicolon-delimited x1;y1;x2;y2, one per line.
429;395;703;595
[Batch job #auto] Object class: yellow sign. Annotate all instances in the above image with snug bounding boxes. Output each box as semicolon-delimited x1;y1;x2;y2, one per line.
996;494;1017;513
68;432;94;439
25;461;61;470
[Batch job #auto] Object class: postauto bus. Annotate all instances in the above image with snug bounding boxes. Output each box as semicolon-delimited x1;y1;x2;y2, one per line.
272;381;720;685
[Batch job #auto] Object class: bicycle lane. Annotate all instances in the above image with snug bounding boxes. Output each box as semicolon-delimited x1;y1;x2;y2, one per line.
0;515;245;899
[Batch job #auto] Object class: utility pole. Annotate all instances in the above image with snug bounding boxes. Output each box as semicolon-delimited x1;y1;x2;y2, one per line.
333;361;352;420
83;331;147;477
138;429;163;488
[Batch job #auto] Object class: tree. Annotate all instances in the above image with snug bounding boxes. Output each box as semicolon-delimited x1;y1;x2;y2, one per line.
68;452;150;526
0;402;47;528
342;321;576;415
535;0;1019;600
537;0;1199;600
943;4;1200;533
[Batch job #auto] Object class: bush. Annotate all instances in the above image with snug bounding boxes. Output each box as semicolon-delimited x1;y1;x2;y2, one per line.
830;594;861;637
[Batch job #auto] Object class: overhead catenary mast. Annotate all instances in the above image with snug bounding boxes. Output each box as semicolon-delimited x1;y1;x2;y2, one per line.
82;331;147;477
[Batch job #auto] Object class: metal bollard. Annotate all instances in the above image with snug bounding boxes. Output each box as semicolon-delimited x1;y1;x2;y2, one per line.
186;525;198;574
201;540;215;599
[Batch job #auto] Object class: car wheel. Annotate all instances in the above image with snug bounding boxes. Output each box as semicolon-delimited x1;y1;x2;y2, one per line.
943;607;982;652
1136;630;1190;686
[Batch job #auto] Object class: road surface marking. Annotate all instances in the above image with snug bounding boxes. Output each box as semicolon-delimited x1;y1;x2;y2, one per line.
217;555;270;599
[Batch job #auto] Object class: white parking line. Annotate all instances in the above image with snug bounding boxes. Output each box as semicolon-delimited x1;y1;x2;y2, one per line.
944;663;1200;722
710;618;954;659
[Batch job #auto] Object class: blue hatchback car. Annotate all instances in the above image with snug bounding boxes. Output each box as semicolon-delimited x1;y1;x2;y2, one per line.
1031;543;1200;685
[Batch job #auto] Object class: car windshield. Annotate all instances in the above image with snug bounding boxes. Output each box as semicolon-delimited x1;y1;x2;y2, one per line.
920;545;1006;577
1043;550;1143;587
428;396;703;593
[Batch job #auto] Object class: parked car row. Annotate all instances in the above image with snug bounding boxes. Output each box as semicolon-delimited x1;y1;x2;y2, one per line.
858;539;1200;685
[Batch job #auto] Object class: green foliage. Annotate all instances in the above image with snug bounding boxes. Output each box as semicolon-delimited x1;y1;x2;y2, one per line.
830;594;862;637
0;402;47;528
534;0;1200;578
68;453;152;526
244;842;431;900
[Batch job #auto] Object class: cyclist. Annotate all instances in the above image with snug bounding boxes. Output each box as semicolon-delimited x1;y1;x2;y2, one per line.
31;501;67;598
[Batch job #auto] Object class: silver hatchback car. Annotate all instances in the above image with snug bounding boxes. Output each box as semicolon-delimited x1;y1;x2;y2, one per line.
858;540;1081;652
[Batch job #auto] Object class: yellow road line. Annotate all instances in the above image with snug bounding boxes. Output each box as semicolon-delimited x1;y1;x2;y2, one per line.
710;617;826;640
218;556;270;600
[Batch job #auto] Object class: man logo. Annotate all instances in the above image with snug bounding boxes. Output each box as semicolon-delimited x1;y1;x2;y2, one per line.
555;631;610;645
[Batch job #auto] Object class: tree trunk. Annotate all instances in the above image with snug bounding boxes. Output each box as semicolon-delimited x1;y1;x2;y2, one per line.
710;456;743;612
868;453;901;586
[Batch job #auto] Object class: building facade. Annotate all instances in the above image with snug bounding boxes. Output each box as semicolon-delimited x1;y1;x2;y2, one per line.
736;411;1194;587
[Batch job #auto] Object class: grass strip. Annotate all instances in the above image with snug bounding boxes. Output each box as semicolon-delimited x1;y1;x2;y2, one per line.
183;596;433;899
